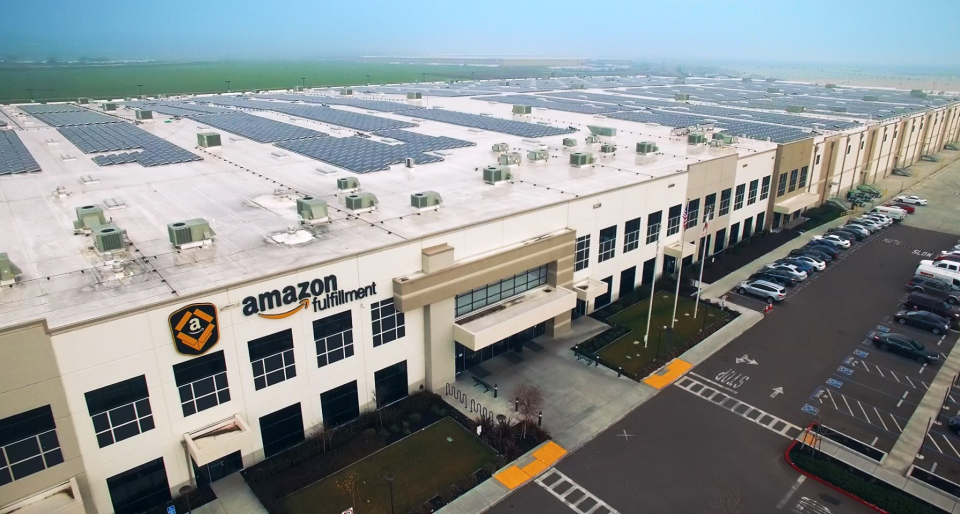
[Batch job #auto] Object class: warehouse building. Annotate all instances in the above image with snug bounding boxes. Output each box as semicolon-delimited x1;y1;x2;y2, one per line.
1;76;958;513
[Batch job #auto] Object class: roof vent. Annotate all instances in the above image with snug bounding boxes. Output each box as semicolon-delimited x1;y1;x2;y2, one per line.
527;149;549;162
411;191;442;210
584;135;600;145
102;102;117;111
73;204;107;232
345;192;378;213
80;175;99;184
405;157;415;168
674;93;690;101
337;177;360;192
562;138;578;148
569;152;595;167
0;253;22;286
712;133;735;145
104;198;127;210
341;87;353;96
483;166;512;185
168;219;216;249
512;105;532;115
492;143;509;153
297;196;330;224
407;92;423;100
688;133;706;145
93;224;127;253
197;132;221;148
587;125;617;137
636;142;659;154
498;152;522;166
599;143;616;154
135;109;153;120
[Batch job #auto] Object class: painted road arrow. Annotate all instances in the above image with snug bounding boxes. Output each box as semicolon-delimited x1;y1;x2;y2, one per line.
735;355;758;365
770;387;784;398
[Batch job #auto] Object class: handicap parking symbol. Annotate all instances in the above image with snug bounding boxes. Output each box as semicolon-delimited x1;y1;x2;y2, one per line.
875;325;891;333
802;404;820;415
854;349;869;358
827;378;843;388
838;366;854;375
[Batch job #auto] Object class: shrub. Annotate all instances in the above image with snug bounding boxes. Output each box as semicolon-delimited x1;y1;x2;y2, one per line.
408;412;422;424
377;428;391;438
389;423;401;434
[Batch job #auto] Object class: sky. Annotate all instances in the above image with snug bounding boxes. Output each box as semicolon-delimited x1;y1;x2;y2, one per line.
2;0;958;69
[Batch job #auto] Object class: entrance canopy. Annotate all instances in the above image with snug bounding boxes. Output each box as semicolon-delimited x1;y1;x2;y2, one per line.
774;192;819;214
454;286;576;351
572;278;608;302
184;414;254;467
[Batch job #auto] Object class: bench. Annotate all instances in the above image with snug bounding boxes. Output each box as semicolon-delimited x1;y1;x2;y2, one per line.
471;375;492;393
574;350;598;366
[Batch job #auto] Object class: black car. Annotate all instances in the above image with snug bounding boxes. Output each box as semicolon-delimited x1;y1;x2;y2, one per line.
789;248;833;262
893;310;951;335
757;268;799;285
828;228;865;242
904;292;960;327
749;272;793;288
906;275;960;304
805;241;840;257
871;333;940;364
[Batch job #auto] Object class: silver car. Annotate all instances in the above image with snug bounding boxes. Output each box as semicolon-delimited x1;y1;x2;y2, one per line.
737;279;786;304
764;263;808;280
848;219;881;233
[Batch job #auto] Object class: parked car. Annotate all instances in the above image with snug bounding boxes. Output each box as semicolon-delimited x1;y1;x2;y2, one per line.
764;263;808;281
906;275;960;304
923;259;960;274
949;416;960;436
805;242;839;257
847;220;880;233
886;202;916;214
893;195;928;205
777;258;817;273
893;310;951;335
788;254;827;271
737;279;786;304
812;234;851;249
861;214;892;228
936;253;960;265
841;224;871;237
791;247;834;262
870;206;906;221
825;229;859;242
903;292;960;327
749;272;793;288
871;333;940;364
916;262;960;288
758;267;801;285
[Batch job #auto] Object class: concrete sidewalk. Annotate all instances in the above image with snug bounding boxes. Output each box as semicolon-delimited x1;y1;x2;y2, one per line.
194;473;268;514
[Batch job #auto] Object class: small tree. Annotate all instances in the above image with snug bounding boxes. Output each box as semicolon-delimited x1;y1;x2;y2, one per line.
513;383;545;439
371;385;389;429
336;470;362;513
307;421;333;454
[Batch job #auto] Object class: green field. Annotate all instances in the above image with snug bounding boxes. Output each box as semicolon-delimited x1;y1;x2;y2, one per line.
282;417;497;514
0;60;568;103
597;292;723;376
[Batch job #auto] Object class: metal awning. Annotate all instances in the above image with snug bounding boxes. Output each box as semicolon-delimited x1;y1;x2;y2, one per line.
572;278;608;302
664;239;696;260
184;414;254;467
774;192;819;215
454;286;577;351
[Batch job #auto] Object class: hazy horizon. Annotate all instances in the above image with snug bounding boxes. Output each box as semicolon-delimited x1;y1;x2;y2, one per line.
3;0;959;70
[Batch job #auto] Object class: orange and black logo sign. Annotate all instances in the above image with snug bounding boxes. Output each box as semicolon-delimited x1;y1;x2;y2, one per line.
169;303;220;356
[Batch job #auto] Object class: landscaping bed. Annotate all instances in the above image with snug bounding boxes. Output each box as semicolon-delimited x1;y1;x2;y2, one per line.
786;440;947;514
797;205;845;231
698;230;800;285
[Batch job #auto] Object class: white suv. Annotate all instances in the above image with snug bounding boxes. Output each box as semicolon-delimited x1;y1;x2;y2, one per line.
737;279;786;304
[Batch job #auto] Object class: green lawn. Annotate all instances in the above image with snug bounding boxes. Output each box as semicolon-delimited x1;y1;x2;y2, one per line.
282;418;497;514
597;292;722;375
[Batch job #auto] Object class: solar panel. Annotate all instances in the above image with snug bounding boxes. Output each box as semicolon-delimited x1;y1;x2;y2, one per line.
0;130;42;174
480;95;637;115
125;101;234;116
195;96;417;132
605;110;812;143
398;109;576;138
19;104;88;114
187;112;326;143
57;122;202;167
29;110;120;127
256;94;417;113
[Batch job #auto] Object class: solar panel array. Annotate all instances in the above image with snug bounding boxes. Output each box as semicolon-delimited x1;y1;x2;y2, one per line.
399;109;576;137
126;101;233;116
542;91;677;108
0;131;41;174
196;96;417;132
277;129;474;173
660;104;860;130
257;94;417;113
188;112;326;143
605;110;812;143
57;123;202;167
29;110;120;127
480;95;636;115
19;104;87;114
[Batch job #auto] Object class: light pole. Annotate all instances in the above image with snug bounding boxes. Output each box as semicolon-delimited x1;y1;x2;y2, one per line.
671;198;690;329
384;473;396;514
300;77;305;89
694;208;714;319
27;88;34;102
137;84;143;96
655;325;669;361
225;80;231;93
496;414;506;452
643;239;660;348
366;74;371;85
179;485;193;514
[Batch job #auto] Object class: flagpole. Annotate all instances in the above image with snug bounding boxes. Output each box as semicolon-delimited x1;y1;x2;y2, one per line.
671;199;689;330
694;208;714;319
643;239;660;348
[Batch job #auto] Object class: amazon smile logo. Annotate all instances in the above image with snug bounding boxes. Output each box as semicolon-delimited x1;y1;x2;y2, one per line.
242;274;378;319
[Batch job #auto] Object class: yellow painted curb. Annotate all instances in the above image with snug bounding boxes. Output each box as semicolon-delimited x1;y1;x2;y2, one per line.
494;441;568;490
642;359;692;389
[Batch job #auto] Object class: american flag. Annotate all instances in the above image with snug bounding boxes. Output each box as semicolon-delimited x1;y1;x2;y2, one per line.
681;208;688;227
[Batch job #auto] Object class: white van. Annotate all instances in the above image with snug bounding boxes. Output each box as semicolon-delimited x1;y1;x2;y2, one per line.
917;260;960;287
870;206;906;221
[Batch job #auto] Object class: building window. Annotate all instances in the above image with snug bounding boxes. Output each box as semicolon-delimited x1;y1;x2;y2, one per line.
788;169;799;192
646;211;661;244
107;458;171;514
0;406;62;486
777;173;788;197
666;204;682;236
714;228;726;253
320;381;360;428
760;176;771;200
371;299;405;347
623;217;641;253
249;330;296;390
259;403;304;458
703;193;716;222
173;350;229;417
883;134;888;142
747;179;759;205
799;166;808;189
734;184;745;211
719;189;731;216
574;235;590;271
860;140;865;150
846;145;851;155
314;311;354;367
598;226;617;262
374;361;409;407
455;265;548;317
893;130;897;139
686;199;699;228
85;376;153;449
815;154;821;165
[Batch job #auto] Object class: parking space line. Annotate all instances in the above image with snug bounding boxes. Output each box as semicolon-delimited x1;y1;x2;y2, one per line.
825;388;840;410
927;433;944;454
857;400;872;424
873;407;888;431
841;393;855;417
906;376;916;388
876;366;886;378
940;433;960;458
890;415;904;432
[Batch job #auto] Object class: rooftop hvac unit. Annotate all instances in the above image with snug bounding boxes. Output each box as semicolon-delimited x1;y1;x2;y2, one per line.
341;87;353;96
587;125;617;137
197;132;221;148
599;143;616;154
512;105;532;115
786;105;805;113
337;177;360;192
411;191;442;209
483;166;512;185
407;92;423;100
0;253;22;285
345;192;378;212
296;196;329;224
93;224;126;252
498;152;522;166
910;90;927;99
527;149;549;162
712;133;734;144
73;204;107;232
102;102;117;111
491;142;509;153
584;135;600;144
77;97;90;104
569;152;595;167
674;93;690;101
767;88;781;94
167;219;216;249
688;133;706;145
135;109;153;120
571;84;586;90
825;84;837;89
636;141;658;154
562;138;577;147
405;157;415;168
862;95;879;102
